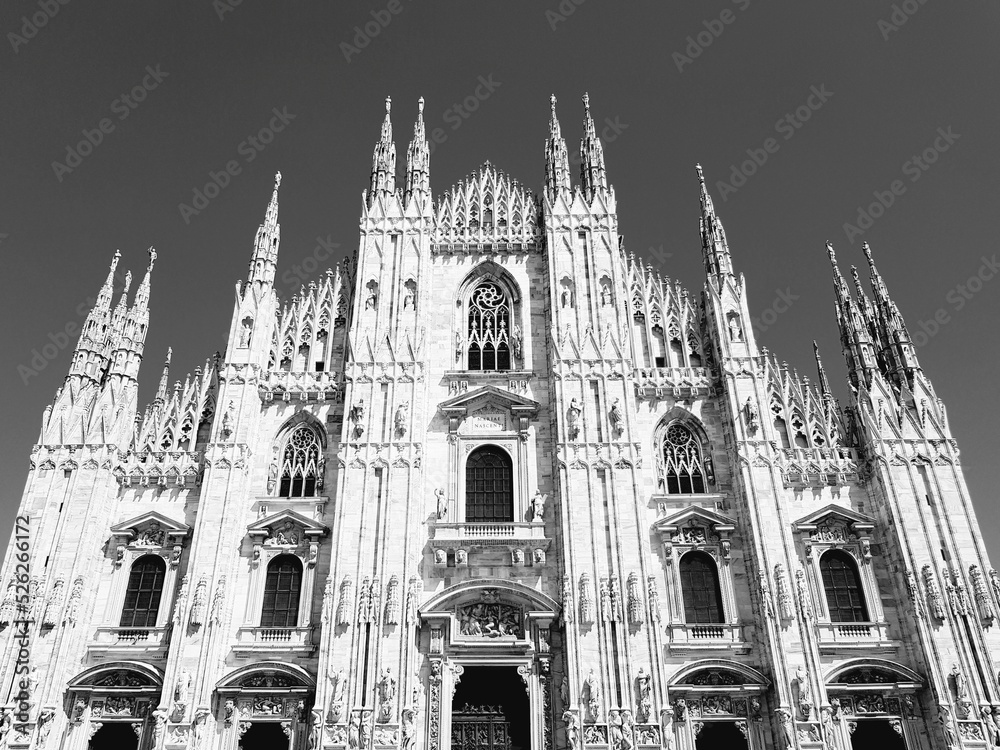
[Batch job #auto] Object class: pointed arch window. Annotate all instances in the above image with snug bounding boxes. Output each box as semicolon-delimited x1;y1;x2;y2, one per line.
261;555;302;628
465;446;513;522
820;550;868;622
679;551;724;623
662;424;706;494
119;555;166;628
467;282;511;371
278;425;321;498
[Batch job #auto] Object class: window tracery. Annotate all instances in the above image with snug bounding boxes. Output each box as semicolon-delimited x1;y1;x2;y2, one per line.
278;425;322;498
661;424;707;494
467;282;511;371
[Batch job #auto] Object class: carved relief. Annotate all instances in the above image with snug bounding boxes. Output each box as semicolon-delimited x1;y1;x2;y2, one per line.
923;565;946;620
626;572;644;625
774;563;795;620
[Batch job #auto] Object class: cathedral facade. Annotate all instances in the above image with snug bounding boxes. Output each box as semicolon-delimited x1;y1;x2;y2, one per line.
2;93;999;750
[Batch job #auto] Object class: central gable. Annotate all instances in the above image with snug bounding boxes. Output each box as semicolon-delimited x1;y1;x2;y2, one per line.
433;162;541;248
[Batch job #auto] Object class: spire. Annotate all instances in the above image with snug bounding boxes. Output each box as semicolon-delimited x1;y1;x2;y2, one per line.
368;96;396;203
108;248;155;382
131;247;155;314
247;173;282;287
697;164;734;279
826;242;877;389
404;96;430;202
154;347;172;405
579;92;608;200
69;250;122;381
862;241;922;382
813;340;833;399
544;94;571;200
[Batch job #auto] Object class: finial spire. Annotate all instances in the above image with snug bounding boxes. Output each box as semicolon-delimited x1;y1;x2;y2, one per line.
825;241;877;390
698;165;733;279
405;96;430;202
544;94;571;199
248;176;282;287
579;92;607;200
813;340;833;398
369;95;397;202
860;241;922;383
154;347;172;404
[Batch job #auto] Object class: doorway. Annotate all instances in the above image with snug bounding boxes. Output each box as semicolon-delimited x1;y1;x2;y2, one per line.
88;722;138;750
850;719;907;750
695;721;748;750
240;721;290;750
452;665;531;750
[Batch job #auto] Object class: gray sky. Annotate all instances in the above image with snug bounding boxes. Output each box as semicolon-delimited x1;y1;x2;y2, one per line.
2;1;999;558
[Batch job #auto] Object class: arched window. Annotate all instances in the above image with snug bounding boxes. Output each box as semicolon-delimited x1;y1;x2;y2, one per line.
679;551;724;623
820;550;868;622
120;555;166;628
261;555;302;628
467;282;511;371
662;423;706;494
278;425;322;498
465;446;513;522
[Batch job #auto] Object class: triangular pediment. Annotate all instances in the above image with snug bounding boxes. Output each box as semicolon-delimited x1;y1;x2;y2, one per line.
438;385;539;416
110;511;190;544
247;509;330;540
792;504;875;534
652;506;736;535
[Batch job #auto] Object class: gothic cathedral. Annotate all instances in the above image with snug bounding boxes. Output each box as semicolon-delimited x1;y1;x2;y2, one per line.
3;94;998;750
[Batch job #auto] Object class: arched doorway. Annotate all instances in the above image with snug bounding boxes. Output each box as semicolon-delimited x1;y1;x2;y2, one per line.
452;666;530;750
240;720;291;750
216;663;315;750
65;663;163;750
418;581;559;750
849;719;907;750
88;722;139;749
667;661;770;750
826;660;924;750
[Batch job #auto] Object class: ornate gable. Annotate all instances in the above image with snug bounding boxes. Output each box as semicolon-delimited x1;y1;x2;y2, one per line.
439;385;539;440
247;509;330;568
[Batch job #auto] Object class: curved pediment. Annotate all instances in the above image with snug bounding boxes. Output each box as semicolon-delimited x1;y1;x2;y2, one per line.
434;162;541;247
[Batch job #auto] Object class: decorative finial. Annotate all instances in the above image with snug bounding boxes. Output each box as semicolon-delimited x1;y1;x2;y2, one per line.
147;247;157;270
825;241;837;264
696;163;705;183
123;270;133;292
418;96;424;114
862;241;873;263
274;171;281;188
385;95;391;114
550;93;557;110
582;92;590;111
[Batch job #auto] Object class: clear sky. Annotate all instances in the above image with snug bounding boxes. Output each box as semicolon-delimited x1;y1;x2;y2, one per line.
2;1;998;558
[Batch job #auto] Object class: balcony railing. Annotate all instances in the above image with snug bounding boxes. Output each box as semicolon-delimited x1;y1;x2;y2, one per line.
91;626;170;651
430;521;547;546
234;626;315;654
667;622;746;652
817;621;895;651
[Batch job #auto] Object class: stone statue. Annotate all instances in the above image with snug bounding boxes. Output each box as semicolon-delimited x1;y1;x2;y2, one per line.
530;489;547;522
400;708;416;750
775;708;793;749
455;331;464;362
434;488;447;520
567;398;582;440
348;713;361;749
583;669;601;723
635;667;652;722
512;323;522;359
938;704;958;749
728;316;743;342
394;402;408;438
377;668;396;722
609;398;624;435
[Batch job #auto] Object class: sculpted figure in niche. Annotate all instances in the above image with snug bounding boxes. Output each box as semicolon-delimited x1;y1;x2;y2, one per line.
567;398;582;440
239;316;253;347
600;282;613;307
609;398;625;435
583;669;601;723
530;490;547;522
728;315;743;342
137;521;165;547
434;488;447;520
394;402;408;438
